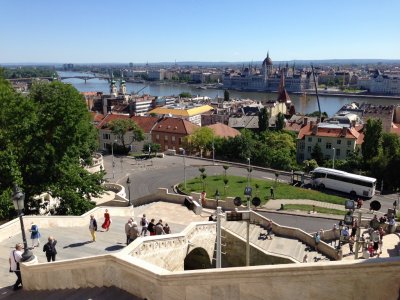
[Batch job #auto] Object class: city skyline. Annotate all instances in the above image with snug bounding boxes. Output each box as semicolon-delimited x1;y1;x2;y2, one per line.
1;0;400;64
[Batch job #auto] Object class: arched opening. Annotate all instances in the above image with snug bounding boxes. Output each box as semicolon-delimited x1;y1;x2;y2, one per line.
184;247;212;270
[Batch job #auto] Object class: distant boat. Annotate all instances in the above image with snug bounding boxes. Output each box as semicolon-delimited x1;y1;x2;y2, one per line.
196;86;207;90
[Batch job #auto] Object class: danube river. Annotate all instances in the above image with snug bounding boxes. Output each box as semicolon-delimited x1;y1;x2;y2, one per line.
58;71;400;117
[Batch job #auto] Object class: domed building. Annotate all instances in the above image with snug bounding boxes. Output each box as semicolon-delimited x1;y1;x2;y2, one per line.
223;52;314;93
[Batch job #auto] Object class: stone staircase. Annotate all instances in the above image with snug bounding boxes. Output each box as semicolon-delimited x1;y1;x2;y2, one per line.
222;220;330;263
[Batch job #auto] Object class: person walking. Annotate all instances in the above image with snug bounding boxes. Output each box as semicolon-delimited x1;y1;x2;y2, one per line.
349;236;355;254
270;187;275;199
266;220;273;240
155;219;165;235
163;223;171;234
89;215;97;242
43;236;57;262
29;222;41;249
129;221;140;243
125;218;133;245
148;219;156;236
9;243;23;291
140;214;149;236
101;209;111;231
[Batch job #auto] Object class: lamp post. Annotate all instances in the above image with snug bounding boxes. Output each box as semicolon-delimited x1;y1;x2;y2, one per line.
214;189;220;208
338;220;344;250
111;139;117;179
212;137;215;165
11;184;33;262
247;158;251;210
126;177;131;206
179;148;186;189
332;147;336;169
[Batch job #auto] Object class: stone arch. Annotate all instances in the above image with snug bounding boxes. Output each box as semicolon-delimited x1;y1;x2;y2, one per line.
184;247;212;270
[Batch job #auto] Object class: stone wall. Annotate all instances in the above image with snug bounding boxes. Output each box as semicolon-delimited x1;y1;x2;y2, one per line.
0;206;134;243
21;253;400;300
121;222;216;272
223;230;293;267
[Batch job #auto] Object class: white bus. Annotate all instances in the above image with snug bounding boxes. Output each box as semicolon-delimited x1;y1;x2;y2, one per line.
310;167;376;198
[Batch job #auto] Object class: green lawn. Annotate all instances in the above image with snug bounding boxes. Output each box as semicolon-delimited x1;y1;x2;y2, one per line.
283;204;346;215
179;175;346;205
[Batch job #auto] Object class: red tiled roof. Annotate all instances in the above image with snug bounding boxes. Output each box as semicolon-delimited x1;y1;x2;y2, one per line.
89;112;105;123
131;116;159;133
151;117;199;135
207;123;241;138
298;125;359;140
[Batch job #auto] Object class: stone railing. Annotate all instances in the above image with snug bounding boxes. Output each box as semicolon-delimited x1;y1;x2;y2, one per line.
0;206;134;243
84;153;104;174
119;221;216;272
250;211;341;260
21;252;400;299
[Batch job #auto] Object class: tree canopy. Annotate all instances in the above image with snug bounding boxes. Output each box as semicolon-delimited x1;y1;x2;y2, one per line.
109;118;144;153
0;79;104;217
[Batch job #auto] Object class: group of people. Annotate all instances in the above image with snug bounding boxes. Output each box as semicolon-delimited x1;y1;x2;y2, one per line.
124;214;172;245
88;209;113;242
9;223;58;291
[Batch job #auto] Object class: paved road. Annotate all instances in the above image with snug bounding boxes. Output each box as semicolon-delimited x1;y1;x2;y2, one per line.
103;154;398;214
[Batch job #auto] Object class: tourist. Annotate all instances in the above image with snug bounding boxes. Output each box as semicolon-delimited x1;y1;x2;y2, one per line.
89;214;97;242
163;223;171;234
314;232;321;249
378;226;385;240
9;243;23;291
155;219;165;235
302;254;308;263
349;236;355;254
148;219;156;236
266;220;273;240
388;217;396;233
129;221;140;243
356;198;363;209
101;209;111;231
43;236;57;262
29;222;41;249
125;218;133;245
140;214;149;236
270;187;275;199
368;242;374;257
200;191;207;207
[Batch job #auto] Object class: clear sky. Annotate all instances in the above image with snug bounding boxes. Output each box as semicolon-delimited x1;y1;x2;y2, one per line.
1;0;399;63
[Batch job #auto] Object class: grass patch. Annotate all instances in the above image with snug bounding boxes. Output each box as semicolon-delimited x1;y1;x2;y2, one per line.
179;175;346;205
283;204;346;215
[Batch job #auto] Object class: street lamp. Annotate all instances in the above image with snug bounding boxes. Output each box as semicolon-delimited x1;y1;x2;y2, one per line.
126;177;131;206
179;148;186;189
11;184;33;262
111;139;117;179
332;147;336;169
338;220;344;250
214;189;220;208
212;137;215;165
247;158;251;210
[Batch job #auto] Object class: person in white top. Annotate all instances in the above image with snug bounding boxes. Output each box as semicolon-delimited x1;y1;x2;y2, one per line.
9;243;23;290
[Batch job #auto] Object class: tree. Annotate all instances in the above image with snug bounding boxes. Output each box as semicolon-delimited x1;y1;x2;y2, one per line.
362;119;382;162
0;79;104;216
179;92;192;98
311;144;324;166
143;142;161;155
185;127;214;155
109;119;144;153
224;90;230;101
275;112;285;130
258;107;269;132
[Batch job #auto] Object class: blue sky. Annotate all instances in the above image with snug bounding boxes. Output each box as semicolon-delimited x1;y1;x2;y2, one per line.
1;0;399;63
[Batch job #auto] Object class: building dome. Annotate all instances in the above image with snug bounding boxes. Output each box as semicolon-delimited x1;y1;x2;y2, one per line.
262;52;273;66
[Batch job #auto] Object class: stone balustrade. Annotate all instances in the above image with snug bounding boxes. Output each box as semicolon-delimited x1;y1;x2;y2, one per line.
250;211;341;260
21;251;400;299
0;206;134;243
120;221;216;272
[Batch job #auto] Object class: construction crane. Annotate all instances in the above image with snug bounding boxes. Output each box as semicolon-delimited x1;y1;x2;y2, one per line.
311;64;322;119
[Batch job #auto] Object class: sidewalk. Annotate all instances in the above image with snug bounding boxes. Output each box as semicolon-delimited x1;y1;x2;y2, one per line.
260;199;383;220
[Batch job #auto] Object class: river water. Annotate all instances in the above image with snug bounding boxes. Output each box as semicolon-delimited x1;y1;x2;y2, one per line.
58;71;400;117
